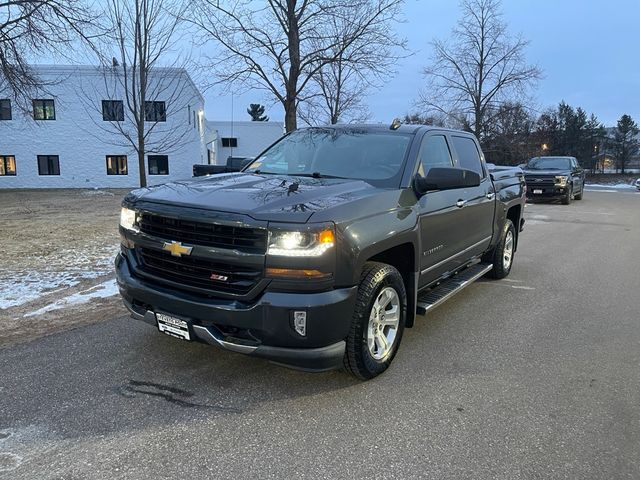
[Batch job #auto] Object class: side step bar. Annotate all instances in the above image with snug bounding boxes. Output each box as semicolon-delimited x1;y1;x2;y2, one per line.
416;262;493;316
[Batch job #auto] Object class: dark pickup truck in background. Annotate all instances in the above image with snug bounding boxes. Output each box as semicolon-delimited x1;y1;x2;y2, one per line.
116;125;525;379
522;156;585;204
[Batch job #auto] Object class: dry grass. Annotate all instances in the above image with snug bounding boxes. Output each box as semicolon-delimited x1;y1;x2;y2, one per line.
0;189;131;347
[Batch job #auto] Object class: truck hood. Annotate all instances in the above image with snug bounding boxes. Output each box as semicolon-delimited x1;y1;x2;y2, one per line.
126;172;382;223
523;169;571;176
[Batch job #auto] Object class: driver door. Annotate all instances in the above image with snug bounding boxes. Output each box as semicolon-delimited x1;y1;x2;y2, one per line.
417;132;469;288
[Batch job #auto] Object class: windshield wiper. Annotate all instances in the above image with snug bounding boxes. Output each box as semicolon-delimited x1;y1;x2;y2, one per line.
293;172;346;179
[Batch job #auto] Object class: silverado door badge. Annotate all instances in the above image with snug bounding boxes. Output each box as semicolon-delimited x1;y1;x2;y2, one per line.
162;241;193;257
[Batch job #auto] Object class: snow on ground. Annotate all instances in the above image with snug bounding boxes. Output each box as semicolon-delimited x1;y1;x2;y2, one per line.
585;183;637;189
0;243;119;310
23;279;119;317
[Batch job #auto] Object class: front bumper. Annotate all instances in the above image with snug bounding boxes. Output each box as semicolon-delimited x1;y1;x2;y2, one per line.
115;253;357;371
526;185;569;199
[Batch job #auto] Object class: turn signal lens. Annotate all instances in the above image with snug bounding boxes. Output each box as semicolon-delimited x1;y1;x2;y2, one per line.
318;229;335;244
266;268;331;279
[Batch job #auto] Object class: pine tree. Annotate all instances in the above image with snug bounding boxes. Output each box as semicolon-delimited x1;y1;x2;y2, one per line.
247;104;269;121
614;114;639;174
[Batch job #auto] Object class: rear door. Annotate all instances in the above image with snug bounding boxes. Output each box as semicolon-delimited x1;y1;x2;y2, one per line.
448;135;495;260
417;132;470;287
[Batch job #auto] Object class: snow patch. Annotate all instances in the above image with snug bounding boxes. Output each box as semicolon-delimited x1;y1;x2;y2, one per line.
0;244;118;310
585;183;636;189
23;279;119;317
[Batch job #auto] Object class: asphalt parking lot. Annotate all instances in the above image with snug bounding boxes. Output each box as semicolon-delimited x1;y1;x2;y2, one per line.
1;189;639;479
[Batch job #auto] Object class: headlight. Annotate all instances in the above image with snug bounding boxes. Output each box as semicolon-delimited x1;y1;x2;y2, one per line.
268;224;335;257
554;176;568;186
120;207;138;231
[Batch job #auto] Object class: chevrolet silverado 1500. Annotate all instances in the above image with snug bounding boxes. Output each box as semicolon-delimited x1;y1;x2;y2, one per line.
116;124;525;379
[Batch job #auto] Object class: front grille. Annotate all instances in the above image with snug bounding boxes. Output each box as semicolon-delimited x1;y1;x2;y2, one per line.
525;176;555;187
138;213;267;254
137;247;262;296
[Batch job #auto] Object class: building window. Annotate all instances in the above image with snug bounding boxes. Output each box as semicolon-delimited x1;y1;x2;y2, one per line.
37;155;60;175
102;100;124;121
148;155;169;175
33;99;56;120
144;101;166;122
0;155;16;176
188;105;191;125
106;155;128;175
221;137;238;148
0;99;11;120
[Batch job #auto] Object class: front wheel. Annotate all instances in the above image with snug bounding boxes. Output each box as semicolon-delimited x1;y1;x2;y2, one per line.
484;220;516;279
343;262;407;380
574;184;583;200
561;184;573;204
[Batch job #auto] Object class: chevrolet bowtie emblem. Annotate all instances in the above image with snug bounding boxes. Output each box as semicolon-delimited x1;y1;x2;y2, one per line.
162;241;193;257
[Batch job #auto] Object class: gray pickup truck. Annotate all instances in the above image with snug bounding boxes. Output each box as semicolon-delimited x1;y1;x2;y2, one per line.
116;124;525;379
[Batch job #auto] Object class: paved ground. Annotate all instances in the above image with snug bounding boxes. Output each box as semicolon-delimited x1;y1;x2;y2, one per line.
1;190;639;479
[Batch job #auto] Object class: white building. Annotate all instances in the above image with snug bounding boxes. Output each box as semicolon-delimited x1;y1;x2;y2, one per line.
0;65;207;188
205;120;284;165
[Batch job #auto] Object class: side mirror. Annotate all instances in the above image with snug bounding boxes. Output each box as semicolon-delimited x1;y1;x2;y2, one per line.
414;167;481;196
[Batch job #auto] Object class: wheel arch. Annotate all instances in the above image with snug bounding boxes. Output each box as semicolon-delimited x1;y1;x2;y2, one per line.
365;242;418;328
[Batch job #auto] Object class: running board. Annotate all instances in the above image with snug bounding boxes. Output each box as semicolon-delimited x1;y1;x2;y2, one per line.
416;263;493;316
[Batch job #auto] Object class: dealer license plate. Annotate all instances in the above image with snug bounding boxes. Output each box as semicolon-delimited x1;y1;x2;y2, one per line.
156;312;191;341
533;189;543;194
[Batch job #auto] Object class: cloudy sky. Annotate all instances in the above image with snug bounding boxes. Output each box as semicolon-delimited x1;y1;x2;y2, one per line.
202;0;640;127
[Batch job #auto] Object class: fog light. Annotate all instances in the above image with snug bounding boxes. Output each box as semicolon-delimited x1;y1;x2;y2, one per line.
293;311;307;337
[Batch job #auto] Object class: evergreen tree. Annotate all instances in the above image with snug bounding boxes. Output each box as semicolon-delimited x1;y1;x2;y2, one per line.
614;114;639;173
247;104;269;122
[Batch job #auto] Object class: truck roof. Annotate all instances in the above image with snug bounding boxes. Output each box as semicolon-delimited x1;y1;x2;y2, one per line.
301;123;474;136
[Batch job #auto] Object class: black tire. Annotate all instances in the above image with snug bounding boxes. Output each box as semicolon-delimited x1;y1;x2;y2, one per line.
343;262;407;380
574;185;583;200
483;219;516;280
561;184;573;205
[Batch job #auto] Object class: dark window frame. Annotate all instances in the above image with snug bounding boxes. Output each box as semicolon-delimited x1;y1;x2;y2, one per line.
0;99;11;120
451;135;486;178
417;134;454;176
106;155;128;175
37;155;60;175
102;100;124;121
148;155;169;175
33;99;56;120
144;101;166;122
0;155;16;176
221;137;238;148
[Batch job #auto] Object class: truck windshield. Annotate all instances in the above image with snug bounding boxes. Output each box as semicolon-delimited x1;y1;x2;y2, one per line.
245;128;413;186
526;157;571;170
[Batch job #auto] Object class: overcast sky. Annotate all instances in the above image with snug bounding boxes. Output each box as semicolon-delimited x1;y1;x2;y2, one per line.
201;0;640;127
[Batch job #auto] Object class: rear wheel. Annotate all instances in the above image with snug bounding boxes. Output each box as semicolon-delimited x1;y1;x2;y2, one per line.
343;262;406;380
484;220;516;280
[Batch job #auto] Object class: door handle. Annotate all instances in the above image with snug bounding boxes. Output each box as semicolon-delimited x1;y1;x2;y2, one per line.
486;192;495;200
456;199;467;208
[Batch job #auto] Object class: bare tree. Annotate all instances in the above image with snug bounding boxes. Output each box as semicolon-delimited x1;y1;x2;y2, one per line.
80;0;195;188
417;0;540;140
0;0;99;111
186;0;405;132
298;1;405;126
298;55;372;126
